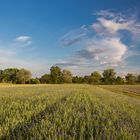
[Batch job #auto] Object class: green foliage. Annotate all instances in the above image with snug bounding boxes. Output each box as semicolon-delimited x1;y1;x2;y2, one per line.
40;74;51;83
0;68;31;84
50;66;62;84
115;76;125;84
125;73;136;84
83;76;90;84
72;76;84;83
16;69;32;84
62;70;72;83
0;66;140;85
103;69;116;84
2;68;19;83
90;71;102;84
72;76;79;83
27;78;40;84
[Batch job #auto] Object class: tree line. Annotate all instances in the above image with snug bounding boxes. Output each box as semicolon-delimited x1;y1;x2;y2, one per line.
0;66;140;84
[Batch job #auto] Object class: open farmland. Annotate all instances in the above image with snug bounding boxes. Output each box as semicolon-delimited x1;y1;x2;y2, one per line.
0;84;140;140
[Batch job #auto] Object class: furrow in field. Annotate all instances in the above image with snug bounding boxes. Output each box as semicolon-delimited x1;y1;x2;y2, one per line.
0;92;68;139
1;93;72;140
2;92;94;140
88;87;140;140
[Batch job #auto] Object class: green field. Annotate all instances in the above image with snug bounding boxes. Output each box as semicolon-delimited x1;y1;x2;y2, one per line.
0;84;140;140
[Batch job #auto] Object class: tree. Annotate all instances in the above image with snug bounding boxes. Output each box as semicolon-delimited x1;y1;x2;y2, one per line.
78;77;84;83
40;74;51;84
62;70;72;83
50;66;62;84
27;78;40;84
90;71;102;84
16;69;32;84
72;76;84;83
72;76;79;83
115;76;124;84
102;69;116;84
125;73;136;84
83;76;90;84
2;68;19;83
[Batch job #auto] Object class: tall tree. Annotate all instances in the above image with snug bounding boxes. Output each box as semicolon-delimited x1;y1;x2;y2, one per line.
90;71;102;84
102;69;116;84
62;70;72;83
2;68;19;83
16;69;32;84
50;66;62;84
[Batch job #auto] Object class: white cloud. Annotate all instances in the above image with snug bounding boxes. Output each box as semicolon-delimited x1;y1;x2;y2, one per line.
15;35;32;46
16;36;32;42
57;37;127;68
92;15;140;36
83;38;127;64
96;17;129;33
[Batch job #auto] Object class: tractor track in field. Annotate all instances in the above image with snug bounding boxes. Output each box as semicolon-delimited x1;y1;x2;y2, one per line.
1;94;72;140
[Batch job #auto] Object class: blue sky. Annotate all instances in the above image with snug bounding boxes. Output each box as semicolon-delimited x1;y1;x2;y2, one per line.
0;0;140;76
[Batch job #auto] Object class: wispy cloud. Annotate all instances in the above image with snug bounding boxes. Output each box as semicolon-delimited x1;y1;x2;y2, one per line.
60;25;88;47
15;35;32;47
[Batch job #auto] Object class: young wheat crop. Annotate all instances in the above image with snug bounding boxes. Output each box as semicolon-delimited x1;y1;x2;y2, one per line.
0;84;140;140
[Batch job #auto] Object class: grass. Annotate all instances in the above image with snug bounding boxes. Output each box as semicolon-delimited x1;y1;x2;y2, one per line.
0;84;140;140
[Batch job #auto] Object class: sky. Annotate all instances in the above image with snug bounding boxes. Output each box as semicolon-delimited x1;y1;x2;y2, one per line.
0;0;140;77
